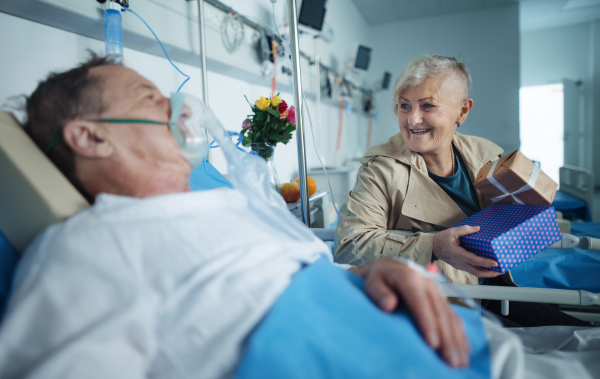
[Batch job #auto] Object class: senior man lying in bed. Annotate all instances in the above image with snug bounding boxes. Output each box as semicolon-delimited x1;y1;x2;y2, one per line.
0;55;481;379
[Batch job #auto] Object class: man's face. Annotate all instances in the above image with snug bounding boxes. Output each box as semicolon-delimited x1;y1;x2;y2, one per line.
90;65;192;194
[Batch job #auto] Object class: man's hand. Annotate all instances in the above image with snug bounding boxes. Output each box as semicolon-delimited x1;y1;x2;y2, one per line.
350;259;470;368
433;225;502;278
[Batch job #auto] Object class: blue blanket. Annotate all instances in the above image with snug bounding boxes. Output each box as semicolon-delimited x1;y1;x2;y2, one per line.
236;259;490;379
552;190;591;221
511;222;600;292
0;231;18;318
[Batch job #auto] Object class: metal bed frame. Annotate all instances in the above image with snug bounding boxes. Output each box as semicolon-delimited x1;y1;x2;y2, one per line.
559;165;594;216
312;228;600;321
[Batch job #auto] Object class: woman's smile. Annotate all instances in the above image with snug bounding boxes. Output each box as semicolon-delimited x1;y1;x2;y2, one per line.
409;128;432;134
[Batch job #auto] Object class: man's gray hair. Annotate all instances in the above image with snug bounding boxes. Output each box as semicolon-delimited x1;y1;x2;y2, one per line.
391;55;472;114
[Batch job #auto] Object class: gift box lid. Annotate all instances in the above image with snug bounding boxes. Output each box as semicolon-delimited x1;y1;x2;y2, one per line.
453;204;561;255
473;150;558;205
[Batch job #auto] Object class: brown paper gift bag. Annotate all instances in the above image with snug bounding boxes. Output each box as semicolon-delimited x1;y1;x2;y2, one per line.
473;150;558;205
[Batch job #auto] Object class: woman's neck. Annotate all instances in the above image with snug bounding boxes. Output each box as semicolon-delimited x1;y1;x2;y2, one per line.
422;145;454;177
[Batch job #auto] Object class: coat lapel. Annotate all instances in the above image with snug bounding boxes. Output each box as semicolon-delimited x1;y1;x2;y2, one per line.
452;134;504;210
401;167;467;227
368;132;504;228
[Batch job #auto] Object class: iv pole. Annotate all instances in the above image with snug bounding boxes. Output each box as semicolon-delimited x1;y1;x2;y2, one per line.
288;0;310;227
314;35;322;151
197;0;211;162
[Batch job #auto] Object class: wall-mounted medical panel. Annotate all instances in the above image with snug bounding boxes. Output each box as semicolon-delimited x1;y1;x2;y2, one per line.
0;0;291;93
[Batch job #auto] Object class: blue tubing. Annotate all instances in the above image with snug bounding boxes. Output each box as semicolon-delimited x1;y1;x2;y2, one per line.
124;7;190;93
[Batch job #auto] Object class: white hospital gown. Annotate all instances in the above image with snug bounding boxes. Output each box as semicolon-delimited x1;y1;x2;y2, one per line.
0;189;331;379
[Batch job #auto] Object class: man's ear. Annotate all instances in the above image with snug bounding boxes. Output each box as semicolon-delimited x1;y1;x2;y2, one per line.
63;120;114;158
458;98;474;124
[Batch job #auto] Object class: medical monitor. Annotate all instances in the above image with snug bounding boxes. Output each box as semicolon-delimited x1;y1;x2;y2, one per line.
353;45;372;71
297;0;328;34
382;71;391;90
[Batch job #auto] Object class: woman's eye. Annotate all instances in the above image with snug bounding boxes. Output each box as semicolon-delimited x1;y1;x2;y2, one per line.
400;104;410;110
423;103;434;109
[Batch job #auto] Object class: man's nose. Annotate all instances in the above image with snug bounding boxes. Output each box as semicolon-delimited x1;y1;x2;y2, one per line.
157;95;170;118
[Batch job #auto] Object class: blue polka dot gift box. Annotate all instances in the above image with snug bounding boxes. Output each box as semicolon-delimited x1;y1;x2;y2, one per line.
453;204;561;273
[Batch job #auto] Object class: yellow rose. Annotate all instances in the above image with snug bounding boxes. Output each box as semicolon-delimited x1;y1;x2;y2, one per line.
271;95;282;107
255;96;271;111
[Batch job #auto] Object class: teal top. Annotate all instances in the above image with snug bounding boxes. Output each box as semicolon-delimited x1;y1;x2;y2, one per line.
428;145;481;218
428;145;482;271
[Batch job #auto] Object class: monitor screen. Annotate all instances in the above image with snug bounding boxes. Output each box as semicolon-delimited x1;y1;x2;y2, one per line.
298;0;327;32
382;71;391;89
354;45;372;70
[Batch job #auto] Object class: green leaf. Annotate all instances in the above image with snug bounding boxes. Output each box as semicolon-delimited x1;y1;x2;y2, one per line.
242;137;251;146
286;125;296;132
243;95;254;109
269;133;282;142
266;107;280;117
255;112;266;122
266;114;271;122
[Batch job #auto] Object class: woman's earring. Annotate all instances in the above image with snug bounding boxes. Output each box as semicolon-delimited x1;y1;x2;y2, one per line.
456;121;461;127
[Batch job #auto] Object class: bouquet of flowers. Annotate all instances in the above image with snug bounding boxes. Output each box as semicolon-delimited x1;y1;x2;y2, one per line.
240;94;296;160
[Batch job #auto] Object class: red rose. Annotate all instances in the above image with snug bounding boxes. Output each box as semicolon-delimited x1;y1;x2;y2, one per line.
278;100;288;113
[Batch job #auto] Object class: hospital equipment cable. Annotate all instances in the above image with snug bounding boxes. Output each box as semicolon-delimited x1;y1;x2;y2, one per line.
270;1;366;266
121;7;190;93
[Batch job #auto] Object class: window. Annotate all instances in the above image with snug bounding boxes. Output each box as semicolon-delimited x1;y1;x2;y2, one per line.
519;84;564;183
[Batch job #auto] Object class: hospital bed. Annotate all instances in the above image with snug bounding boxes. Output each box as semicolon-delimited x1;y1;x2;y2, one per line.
1;109;599;323
553;165;594;222
313;167;600;321
314;228;600;319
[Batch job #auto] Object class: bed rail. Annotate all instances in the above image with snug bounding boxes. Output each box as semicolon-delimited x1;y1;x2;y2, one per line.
313;227;600;316
313;228;600;252
559;165;594;213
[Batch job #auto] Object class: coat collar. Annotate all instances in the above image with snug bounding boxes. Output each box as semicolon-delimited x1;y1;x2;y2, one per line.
364;132;504;227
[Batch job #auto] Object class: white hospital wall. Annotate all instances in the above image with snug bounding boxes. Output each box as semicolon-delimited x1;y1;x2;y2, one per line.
366;4;521;154
520;21;599;181
0;0;371;183
521;23;591;88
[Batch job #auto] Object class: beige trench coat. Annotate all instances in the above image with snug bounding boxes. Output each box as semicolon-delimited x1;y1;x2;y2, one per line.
334;132;503;285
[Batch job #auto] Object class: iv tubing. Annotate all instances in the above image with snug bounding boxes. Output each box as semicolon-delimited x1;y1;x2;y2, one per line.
366;112;373;149
123;7;190;93
332;97;344;166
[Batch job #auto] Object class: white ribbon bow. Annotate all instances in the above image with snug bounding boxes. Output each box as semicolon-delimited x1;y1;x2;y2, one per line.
486;159;540;205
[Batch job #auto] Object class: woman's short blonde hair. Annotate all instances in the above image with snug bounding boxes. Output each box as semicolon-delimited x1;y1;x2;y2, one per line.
391;55;472;114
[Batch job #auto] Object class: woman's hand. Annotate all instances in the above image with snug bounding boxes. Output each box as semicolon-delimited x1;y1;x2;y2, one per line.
433;225;502;278
350;259;470;367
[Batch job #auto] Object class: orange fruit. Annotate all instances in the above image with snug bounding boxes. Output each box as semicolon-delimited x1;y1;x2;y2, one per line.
280;182;301;203
294;176;317;197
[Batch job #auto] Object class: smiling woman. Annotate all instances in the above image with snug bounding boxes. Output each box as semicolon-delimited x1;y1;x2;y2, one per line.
334;55;504;285
334;56;593;328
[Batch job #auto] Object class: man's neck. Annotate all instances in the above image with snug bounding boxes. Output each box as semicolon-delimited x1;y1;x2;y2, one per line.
77;159;191;199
